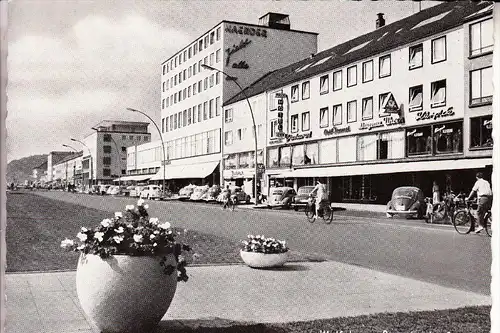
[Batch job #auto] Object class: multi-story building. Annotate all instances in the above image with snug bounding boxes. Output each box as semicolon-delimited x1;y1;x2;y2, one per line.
46;151;75;182
128;12;318;192
223;1;493;204
52;152;83;187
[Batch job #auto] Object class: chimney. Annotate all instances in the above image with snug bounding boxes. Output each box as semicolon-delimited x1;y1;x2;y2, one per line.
376;13;385;29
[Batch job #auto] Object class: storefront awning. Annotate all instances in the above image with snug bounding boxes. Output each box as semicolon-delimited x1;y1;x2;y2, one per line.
279;158;492;178
114;174;152;182
151;161;219;180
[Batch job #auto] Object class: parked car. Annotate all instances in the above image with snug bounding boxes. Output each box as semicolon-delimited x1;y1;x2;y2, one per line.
230;186;251;204
203;185;221;202
268;187;296;208
291;186;316;211
190;185;209;201
178;184;196;200
386;186;426;219
87;185;100;195
129;186;144;197
107;185;123;196
140;185;162;200
99;185;112;195
122;185;135;196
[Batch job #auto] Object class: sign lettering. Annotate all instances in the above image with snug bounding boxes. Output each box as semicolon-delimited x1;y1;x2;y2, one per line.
225;25;268;38
285;131;312;142
324;125;351;136
415;107;455;122
226;39;252;66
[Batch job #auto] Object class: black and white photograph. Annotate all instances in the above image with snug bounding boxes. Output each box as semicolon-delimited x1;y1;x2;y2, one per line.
1;1;499;332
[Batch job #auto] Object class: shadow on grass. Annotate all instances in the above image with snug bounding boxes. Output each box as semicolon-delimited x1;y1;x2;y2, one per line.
157;319;286;333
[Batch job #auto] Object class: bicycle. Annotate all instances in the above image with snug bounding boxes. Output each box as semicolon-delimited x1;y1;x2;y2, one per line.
427;192;463;224
452;200;492;237
305;197;333;224
222;197;236;211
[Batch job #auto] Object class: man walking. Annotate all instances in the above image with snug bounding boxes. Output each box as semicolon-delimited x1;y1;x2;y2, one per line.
467;172;492;233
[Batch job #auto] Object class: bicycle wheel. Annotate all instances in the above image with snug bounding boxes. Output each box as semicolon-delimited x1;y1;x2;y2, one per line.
485;213;492;237
322;206;333;224
305;204;315;223
432;203;446;223
231;198;236;211
453;210;472;234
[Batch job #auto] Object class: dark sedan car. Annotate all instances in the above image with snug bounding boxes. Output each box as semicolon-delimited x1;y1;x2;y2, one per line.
386;186;426;219
292;186;316;211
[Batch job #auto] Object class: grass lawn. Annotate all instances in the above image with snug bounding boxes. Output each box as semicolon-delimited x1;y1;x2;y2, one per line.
5;192;322;272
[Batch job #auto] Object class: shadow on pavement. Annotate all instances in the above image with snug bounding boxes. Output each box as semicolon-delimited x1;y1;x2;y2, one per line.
157;319;286;333
259;264;310;271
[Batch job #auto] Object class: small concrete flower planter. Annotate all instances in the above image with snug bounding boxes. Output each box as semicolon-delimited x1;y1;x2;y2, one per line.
240;250;288;268
76;253;178;333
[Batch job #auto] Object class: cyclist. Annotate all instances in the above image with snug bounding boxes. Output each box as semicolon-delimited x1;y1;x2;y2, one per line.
309;180;329;221
466;172;492;233
222;184;231;210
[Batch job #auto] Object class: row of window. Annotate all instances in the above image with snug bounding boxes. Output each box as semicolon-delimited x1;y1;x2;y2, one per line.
225;151;264;169
117;134;150;142
162;49;222;92
162;27;221;75
224;124;263;146
162;97;221;133
165;129;221;160
162;71;221;109
266;117;492;168
128;167;160;176
102;168;126;177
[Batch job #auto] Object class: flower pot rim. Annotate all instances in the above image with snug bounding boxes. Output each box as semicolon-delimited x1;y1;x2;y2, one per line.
239;249;288;254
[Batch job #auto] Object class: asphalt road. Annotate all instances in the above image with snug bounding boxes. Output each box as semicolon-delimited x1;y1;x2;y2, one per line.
31;191;492;295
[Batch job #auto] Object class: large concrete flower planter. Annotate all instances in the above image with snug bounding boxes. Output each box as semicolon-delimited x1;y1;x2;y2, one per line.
76;254;178;333
240;250;288;268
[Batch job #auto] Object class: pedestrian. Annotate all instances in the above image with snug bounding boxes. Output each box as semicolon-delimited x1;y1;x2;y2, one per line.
432;181;440;204
467;172;492;233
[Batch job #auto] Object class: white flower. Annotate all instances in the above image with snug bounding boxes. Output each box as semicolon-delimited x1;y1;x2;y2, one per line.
60;239;74;248
149;217;159;225
144;204;149;209
153;242;158;247
150;234;156;239
114;226;124;233
81;227;88;232
113;235;124;244
183;229;188;234
158;222;171;230
133;234;143;243
126;205;135;211
153;230;160;235
115;212;123;218
100;219;112;227
77;232;87;242
77;244;85;250
94;232;105;242
137;199;145;206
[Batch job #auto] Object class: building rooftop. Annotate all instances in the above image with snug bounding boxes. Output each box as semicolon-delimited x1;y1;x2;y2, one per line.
93;120;150;128
53;152;84;166
224;1;493;106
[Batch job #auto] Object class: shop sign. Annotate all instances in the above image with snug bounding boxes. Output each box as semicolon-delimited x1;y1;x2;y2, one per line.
285;131;312;142
226;38;252;66
406;129;423;137
225;24;268;38
360;116;405;131
323;125;351;136
269;137;285;144
415;107;455;122
381;93;401;115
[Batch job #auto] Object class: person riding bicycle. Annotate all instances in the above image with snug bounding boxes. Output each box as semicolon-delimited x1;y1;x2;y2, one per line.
222;185;232;210
466;172;492;234
309;180;329;221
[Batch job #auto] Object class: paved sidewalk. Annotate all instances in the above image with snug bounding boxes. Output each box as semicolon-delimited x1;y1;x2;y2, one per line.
5;261;490;333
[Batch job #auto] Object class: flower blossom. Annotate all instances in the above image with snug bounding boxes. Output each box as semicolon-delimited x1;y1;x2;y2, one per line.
60;238;74;248
115;212;123;218
114;226;124;233
94;232;105;242
158;222;171;230
149;217;159;225
113;235;124;244
77;232;88;242
144;204;149;209
133;234;143;243
150;234;156;239
137;199;145;206
100;219;112;227
126;205;135;211
81;227;88;232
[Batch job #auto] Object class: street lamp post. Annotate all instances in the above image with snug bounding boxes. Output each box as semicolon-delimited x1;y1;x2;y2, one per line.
71;138;93;189
201;64;260;205
63;144;79;187
126;107;166;194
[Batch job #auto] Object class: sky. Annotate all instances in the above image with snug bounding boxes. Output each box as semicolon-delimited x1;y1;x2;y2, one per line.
5;0;438;162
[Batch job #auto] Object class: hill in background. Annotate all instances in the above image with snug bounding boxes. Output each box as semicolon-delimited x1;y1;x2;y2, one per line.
7;154;47;184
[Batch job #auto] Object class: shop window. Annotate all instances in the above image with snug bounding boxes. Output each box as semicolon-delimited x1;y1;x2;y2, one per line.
430;80;446;108
431;36;446;64
320;107;329;128
226;154;237;169
103;157;111;165
406;126;432;156
434;121;463;154
302;81;310;100
305;143;318;165
362;97;373;120
319;139;337;164
291;85;299;102
103;168;111;177
347;100;357;123
239;152;250;168
347;65;357;87
319;75;329;94
379;54;391;78
357;134;377;161
333;70;342;91
267;147;279;167
333;104;342;125
470;18;493;57
103;145;112;154
338;136;357;162
279;146;291;168
470;66;493;106
362;60;373;83
409;44;423;69
290;114;299;133
470;116;493;149
301;112;310;131
377;136;389;160
409;85;423;111
292;145;305;166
